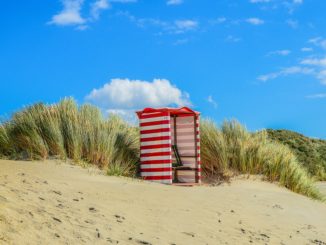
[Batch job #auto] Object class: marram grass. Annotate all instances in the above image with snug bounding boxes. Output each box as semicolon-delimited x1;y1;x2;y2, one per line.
0;98;139;177
200;120;324;201
0;99;323;200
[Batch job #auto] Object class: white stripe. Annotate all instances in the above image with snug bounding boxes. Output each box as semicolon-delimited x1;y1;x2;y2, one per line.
177;135;195;140
141;171;172;177
176;128;194;133
141;124;170;131
140;140;171;146
140;116;170;123
141;155;171;161
141;132;170;139
177;117;194;123
141;163;171;169
182;159;196;163
148;179;172;184
177;142;196;147
141;147;171;154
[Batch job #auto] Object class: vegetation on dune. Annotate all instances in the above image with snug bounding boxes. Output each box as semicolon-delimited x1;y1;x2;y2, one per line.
267;129;326;181
0;98;139;177
0;99;323;200
200;120;323;200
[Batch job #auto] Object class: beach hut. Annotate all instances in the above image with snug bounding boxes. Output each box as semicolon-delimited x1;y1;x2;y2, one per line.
136;107;201;185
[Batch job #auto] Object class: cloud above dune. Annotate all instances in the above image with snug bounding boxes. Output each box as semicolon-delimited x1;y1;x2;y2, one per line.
49;0;86;26
85;78;191;117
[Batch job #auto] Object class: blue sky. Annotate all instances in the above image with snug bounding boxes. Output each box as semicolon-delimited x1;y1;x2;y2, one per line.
1;0;326;138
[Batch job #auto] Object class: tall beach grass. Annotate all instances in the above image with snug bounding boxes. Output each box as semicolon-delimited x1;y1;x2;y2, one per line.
200;120;323;200
0;98;139;177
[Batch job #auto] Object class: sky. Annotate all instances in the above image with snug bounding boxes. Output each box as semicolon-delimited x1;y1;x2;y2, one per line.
1;0;326;138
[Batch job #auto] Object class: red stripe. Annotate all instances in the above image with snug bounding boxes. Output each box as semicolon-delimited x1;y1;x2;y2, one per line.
141;160;172;164
140;120;170;127
141;144;171;150
139;112;169;119
141;152;171;157
143;176;172;180
141;168;172;172
140;136;171;142
140;128;170;134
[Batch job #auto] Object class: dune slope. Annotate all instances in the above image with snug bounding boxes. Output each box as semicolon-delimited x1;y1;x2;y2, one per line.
0;160;326;245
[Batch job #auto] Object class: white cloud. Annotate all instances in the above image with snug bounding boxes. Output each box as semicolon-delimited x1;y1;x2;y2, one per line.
286;19;298;29
110;0;137;2
207;96;218;109
173;38;189;45
246;18;264;25
306;93;326;99
174;20;198;32
317;70;326;84
49;0;85;26
309;37;326;50
167;0;183;5
301;47;313;52
268;50;291;56
225;35;241;43
49;0;135;29
250;0;271;3
85;78;191;111
258;66;315;82
293;0;303;4
119;13;198;35
301;58;326;67
90;0;110;20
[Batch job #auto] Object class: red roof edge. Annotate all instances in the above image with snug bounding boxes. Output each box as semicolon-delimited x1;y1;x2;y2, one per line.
136;107;200;118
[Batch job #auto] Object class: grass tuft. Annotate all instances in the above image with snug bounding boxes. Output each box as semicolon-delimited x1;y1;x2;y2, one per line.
0;98;139;177
200;119;324;200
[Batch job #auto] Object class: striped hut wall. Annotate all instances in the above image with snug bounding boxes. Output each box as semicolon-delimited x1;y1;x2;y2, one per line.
140;111;172;184
196;115;201;183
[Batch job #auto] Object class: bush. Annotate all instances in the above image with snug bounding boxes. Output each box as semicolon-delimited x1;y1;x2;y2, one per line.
267;129;326;180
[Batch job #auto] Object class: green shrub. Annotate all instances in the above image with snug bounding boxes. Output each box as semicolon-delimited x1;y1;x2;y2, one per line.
267;129;326;180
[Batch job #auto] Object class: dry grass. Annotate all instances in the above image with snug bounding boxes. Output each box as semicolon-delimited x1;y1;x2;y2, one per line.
200;120;324;200
0;98;139;177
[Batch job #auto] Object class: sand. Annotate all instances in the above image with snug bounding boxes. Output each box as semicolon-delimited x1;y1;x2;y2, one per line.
0;160;326;245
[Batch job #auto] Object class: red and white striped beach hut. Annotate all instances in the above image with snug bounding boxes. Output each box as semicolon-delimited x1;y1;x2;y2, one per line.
136;107;201;185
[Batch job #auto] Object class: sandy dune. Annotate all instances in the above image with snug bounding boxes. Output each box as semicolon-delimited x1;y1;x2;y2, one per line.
0;160;326;245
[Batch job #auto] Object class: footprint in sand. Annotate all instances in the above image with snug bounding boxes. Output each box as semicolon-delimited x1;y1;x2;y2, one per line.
52;190;62;196
84;219;95;224
272;204;283;210
89;207;97;213
0;195;7;203
52;217;62;223
56;204;64;209
136;239;152;245
182;232;195;237
106;237;119;243
114;215;125;223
